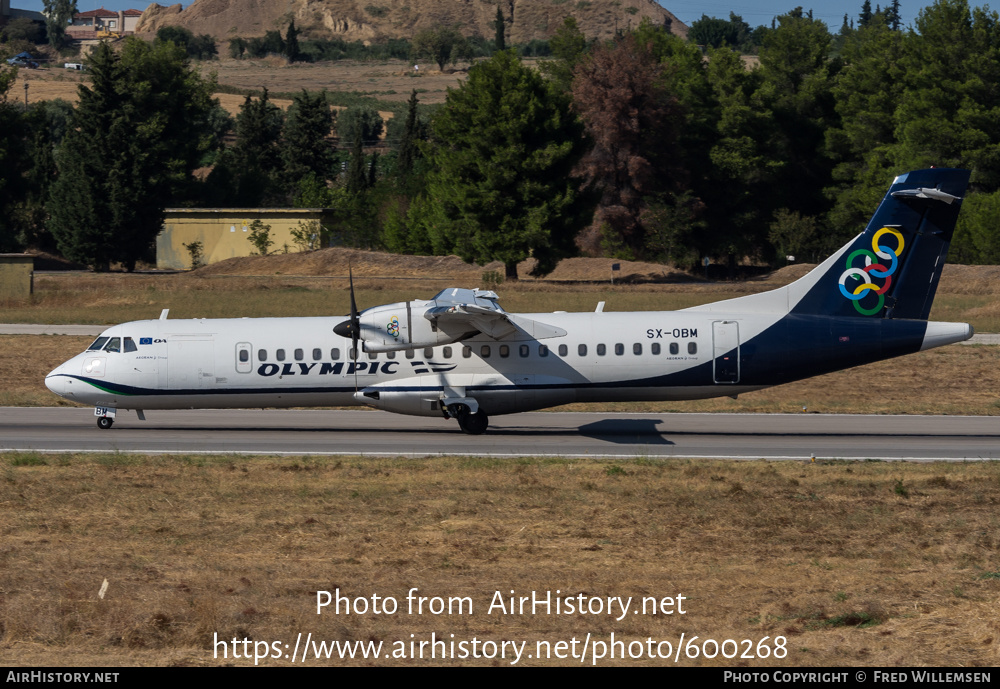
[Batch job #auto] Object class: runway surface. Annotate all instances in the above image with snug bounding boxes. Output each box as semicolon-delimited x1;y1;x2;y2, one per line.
1;408;997;460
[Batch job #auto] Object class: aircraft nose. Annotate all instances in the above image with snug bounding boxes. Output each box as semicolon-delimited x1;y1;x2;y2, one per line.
45;365;71;398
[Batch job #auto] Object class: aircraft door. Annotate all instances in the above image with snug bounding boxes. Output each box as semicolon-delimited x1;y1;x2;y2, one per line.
235;342;252;373
712;320;740;384
167;338;215;390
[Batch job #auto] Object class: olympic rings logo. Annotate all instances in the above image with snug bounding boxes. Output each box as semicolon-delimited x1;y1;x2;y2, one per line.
837;227;905;315
387;316;400;339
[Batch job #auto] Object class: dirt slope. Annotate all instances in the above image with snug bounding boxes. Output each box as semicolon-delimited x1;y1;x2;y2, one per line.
135;0;687;42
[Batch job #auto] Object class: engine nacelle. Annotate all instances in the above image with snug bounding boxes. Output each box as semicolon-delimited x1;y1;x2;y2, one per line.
356;289;503;353
357;302;465;352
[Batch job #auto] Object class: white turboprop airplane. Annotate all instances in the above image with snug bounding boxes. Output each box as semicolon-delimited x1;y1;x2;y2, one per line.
46;168;974;434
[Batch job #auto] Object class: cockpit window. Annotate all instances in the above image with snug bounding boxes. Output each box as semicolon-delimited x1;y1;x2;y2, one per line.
88;337;110;351
123;337;137;353
103;337;121;353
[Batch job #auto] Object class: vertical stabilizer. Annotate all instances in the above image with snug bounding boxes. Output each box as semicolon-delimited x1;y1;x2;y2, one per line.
791;168;969;320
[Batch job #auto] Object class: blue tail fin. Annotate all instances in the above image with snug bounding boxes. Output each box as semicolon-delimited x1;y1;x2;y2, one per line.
791;168;969;320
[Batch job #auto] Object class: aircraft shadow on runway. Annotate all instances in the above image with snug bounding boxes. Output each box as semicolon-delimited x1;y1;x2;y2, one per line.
577;419;673;445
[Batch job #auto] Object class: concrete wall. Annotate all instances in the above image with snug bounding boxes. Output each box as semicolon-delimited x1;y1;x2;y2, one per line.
0;254;34;298
157;209;329;270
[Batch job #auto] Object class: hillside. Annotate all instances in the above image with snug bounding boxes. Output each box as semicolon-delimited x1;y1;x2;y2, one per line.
135;0;687;43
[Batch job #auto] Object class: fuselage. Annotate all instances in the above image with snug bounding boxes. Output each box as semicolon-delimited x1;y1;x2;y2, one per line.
43;308;970;418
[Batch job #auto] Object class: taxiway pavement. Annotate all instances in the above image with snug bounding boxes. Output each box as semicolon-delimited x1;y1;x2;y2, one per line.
1;408;996;460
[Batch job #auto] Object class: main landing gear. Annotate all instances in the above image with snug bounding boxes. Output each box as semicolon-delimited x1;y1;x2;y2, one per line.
97;416;114;430
447;403;489;435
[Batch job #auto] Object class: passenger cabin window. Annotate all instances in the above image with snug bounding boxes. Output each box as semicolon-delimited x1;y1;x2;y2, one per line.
349;348;358;360
239;349;250;363
481;345;491;358
670;343;679;355
368;351;378;360
688;342;698;354
442;347;452;358
651;343;661;355
387;351;396;359
597;344;606;356
88;337;110;351
276;349;286;362
463;346;472;358
124;337;137;353
559;344;568;356
259;349;267;361
539;345;549;357
633;343;642;355
331;348;340;360
519;344;529;357
424;347;434;359
312;348;322;361
615;343;624;356
499;345;510;358
578;344;587;356
294;348;304;361
406;349;415;359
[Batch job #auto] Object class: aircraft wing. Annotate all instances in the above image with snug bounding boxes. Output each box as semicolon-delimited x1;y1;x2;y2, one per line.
424;303;567;341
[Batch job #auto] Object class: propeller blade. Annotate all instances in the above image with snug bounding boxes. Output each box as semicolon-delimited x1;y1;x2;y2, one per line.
348;266;360;359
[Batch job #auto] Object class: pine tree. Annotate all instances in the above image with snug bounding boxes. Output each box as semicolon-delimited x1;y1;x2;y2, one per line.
227;88;284;205
422;51;590;279
282;89;334;187
396;90;421;180
346;129;368;194
285;20;301;62
48;39;218;270
494;6;506;52
860;0;874;27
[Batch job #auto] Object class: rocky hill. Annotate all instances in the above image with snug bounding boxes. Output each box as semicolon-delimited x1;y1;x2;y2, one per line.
136;0;686;43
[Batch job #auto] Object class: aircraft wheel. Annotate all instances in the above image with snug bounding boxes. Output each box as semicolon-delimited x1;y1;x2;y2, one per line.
97;416;114;430
457;410;488;435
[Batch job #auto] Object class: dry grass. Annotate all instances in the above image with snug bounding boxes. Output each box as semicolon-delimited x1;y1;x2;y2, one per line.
1;453;998;666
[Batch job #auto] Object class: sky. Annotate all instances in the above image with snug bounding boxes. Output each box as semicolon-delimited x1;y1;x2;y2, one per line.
11;0;935;33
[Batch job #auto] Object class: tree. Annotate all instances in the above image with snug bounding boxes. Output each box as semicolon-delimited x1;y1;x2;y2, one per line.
281;89;335;186
824;14;905;233
572;33;682;257
47;39;219;270
337;105;384;145
0;64;28;252
157;27;217;60
346;129;368;194
224;88;284;205
494;6;506;52
42;0;77;50
860;0;874;27
540;16;587;91
421;51;590;279
285;20;301;62
688;13;753;50
411;27;471;71
395;89;423;181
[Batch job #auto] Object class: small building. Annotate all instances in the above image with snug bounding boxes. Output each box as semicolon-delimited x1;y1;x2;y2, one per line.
157;208;333;270
1;0;45;24
67;7;143;39
0;253;34;298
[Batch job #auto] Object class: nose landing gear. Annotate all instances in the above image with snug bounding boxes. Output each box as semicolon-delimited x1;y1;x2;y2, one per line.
94;406;116;430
